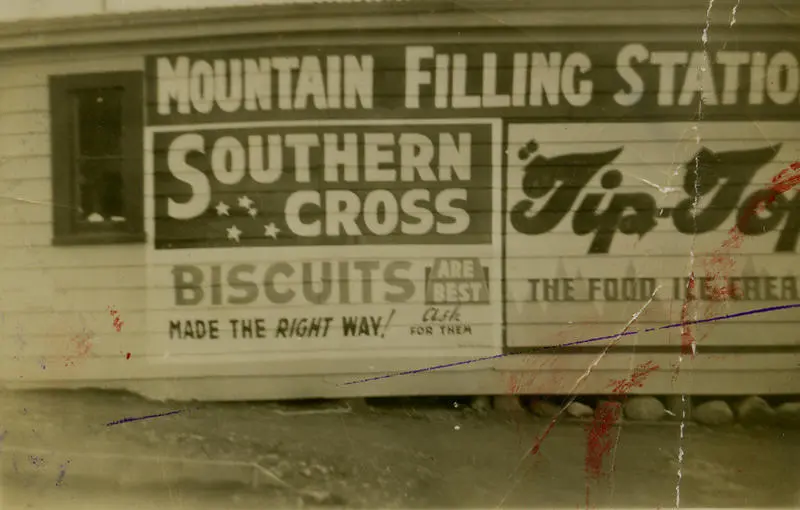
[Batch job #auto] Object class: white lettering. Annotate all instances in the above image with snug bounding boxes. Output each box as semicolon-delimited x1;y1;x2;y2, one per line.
435;189;469;235
214;59;242;113
294;56;328;110
766;51;799;105
434;54;450;108
157;56;190;115
562;52;593;107
363;190;399;236
243;58;271;111
511;52;528;107
171;132;473;186
343;54;373;109
438;133;471;182
167;133;210;220
211;136;246;185
614;44;648;106
248;135;282;184
323;133;359;183
749;52;768;104
678;52;718;106
399;133;437;182
529;52;562;106
650;51;689;106
272;56;300;110
189;60;215;114
285;191;321;237
363;133;396;182
284;188;469;238
452;54;481;108
326;56;342;109
482;53;511;107
400;190;435;235
285;133;319;183
716;51;750;105
404;45;434;109
325;190;361;236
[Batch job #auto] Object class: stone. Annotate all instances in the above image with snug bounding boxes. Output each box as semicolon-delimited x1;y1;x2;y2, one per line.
624;396;665;421
776;402;800;425
595;400;623;420
597;399;623;411
257;453;281;465
273;460;292;478
470;396;492;414
342;398;371;413
735;396;776;425
493;395;526;413
300;489;346;506
693;400;735;426
311;464;331;476
528;399;561;418
566;401;594;418
664;395;692;421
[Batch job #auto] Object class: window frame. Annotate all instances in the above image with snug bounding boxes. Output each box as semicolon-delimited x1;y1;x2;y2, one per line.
49;71;145;246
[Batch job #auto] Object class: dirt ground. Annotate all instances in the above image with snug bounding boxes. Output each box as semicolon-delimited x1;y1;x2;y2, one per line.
1;390;798;509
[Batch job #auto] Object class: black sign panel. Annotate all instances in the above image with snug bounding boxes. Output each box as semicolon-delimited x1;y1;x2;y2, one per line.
145;42;800;125
152;123;494;249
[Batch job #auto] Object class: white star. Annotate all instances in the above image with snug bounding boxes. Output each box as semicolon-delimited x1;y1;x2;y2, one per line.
238;196;254;209
215;201;230;216
264;222;281;240
248;207;258;218
226;225;242;243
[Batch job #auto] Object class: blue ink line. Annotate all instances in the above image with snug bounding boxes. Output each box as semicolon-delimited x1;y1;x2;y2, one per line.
343;303;800;386
106;409;183;426
56;460;70;487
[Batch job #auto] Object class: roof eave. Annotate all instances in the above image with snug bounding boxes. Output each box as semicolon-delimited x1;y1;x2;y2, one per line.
0;0;797;53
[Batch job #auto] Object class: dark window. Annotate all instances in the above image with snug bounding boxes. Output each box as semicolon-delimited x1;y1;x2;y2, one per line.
49;72;145;245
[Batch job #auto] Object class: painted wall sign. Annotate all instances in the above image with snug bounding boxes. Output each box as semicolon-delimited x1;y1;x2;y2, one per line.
507;135;796;254
144;40;799;359
145;118;502;355
504;122;800;351
152;123;492;249
146;42;800;124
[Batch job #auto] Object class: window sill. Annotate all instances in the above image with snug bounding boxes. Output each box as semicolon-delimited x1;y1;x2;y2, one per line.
52;231;146;247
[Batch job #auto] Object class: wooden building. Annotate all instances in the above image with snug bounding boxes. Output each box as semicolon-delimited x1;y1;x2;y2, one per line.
0;0;798;401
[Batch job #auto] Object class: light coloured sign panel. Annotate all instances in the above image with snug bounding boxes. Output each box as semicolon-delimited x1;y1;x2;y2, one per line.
143;41;800;363
144;119;503;358
504;121;800;349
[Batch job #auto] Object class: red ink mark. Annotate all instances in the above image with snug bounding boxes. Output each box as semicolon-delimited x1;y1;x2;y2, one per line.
56;460;70;487
585;361;659;479
63;330;94;367
506;355;559;395
108;306;124;332
708;161;800;295
609;360;659;394
510;322;602;454
585;401;622;479
509;316;599;395
126;352;131;360
530;417;558;457
770;161;800;193
683;162;800;361
680;273;696;357
530;318;646;459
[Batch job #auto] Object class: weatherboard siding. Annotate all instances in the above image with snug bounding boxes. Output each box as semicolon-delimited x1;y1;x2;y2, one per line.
0;25;798;398
0;54;147;367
